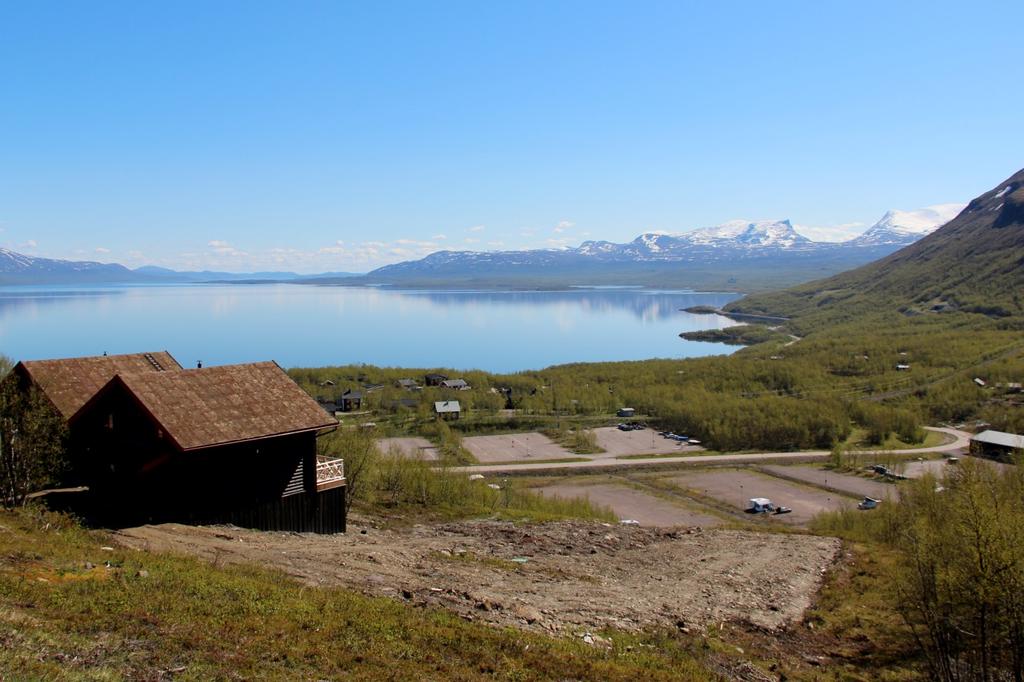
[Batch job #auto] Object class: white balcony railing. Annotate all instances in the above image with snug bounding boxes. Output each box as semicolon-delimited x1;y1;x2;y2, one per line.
316;456;345;487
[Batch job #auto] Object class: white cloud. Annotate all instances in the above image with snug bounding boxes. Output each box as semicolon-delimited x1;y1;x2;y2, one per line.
545;237;571;249
432;234;447;240
95;247;111;254
85;235;450;274
464;237;480;244
553;220;574;233
487;240;505;248
467;225;485;233
21;239;37;249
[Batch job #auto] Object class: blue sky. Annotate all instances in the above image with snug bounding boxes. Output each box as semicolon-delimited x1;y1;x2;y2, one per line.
1;1;1022;273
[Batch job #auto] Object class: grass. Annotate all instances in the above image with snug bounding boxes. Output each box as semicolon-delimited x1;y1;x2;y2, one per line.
838;427;948;451
0;507;716;681
541;427;605;455
362;454;617;524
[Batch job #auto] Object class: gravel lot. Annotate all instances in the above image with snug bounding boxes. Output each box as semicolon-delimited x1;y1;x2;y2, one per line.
378;436;439;461
669;469;853;525
593;427;703;457
759;465;895;500
536;482;724;528
463;432;573;463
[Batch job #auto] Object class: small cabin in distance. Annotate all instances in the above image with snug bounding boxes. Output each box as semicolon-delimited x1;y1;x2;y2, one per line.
434;400;461;420
425;373;448;387
441;378;470;390
340;389;363;412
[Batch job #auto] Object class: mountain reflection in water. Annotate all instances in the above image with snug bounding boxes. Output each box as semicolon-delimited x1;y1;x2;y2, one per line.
0;284;743;371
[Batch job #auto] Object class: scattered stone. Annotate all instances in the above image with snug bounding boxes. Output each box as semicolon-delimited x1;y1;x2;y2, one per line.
136;570;149;578
513;604;543;624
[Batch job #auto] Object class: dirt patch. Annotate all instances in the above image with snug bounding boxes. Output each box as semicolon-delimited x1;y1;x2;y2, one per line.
463;432;572;463
593;427;703;457
536;482;723;528
901;456;1008;479
378;437;439;461
669;469;852;525
116;519;839;635
759;465;895;500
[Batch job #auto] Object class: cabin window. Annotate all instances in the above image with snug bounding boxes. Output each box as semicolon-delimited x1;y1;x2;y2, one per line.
106;413;114;430
156;428;163;439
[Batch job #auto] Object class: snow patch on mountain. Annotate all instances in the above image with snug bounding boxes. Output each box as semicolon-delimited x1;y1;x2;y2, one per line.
682;219;810;248
850;203;966;246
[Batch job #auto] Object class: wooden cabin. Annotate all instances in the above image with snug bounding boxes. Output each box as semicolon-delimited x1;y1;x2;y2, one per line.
434;400;461;420
8;353;346;533
970;430;1024;461
340;389;363;412
424;373;448;387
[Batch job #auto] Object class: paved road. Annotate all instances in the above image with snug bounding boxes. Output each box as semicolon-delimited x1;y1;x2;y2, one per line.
452;427;971;476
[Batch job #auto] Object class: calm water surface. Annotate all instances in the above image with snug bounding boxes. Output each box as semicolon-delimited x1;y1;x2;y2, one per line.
0;284;742;372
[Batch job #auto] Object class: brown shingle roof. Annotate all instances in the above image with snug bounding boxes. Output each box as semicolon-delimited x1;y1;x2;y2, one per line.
18;351;182;420
110;361;337;451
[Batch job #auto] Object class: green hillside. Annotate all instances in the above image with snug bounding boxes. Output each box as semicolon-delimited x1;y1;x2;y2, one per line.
726;167;1024;334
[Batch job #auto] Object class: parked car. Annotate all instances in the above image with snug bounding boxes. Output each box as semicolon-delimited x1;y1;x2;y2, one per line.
858;497;881;510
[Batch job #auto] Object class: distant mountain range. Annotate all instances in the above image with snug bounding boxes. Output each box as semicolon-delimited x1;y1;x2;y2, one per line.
0;203;963;290
727;169;1023;328
346;204;964;291
0;252;360;286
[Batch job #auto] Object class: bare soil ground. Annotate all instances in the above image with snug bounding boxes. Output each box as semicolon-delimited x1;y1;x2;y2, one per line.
535;482;724;528
378;436;439;461
902;456;1007;479
116;519;839;635
669;469;852;525
463;432;572;463
593;427;703;457
758;465;895;500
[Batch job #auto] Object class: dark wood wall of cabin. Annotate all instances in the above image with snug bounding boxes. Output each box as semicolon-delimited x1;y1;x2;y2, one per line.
70;385;345;533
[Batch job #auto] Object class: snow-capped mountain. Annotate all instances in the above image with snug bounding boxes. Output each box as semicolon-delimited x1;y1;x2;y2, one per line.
574;219;814;261
681;219;812;248
0;248;139;284
848;203;965;246
365;206;961;288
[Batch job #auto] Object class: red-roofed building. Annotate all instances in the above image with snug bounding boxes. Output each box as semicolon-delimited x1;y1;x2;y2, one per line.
6;354;346;533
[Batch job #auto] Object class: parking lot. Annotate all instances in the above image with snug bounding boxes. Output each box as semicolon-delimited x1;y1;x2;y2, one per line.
758;464;895;500
668;469;853;525
535;481;724;528
463;432;573;463
592;426;704;457
378;437;439;461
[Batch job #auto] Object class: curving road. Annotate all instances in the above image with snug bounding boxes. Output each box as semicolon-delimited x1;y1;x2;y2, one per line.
452;426;972;476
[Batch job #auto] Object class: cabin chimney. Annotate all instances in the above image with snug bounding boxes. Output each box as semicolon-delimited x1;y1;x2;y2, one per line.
197;360;203;369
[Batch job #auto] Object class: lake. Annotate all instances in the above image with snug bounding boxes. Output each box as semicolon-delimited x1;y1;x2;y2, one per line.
0;284;742;372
